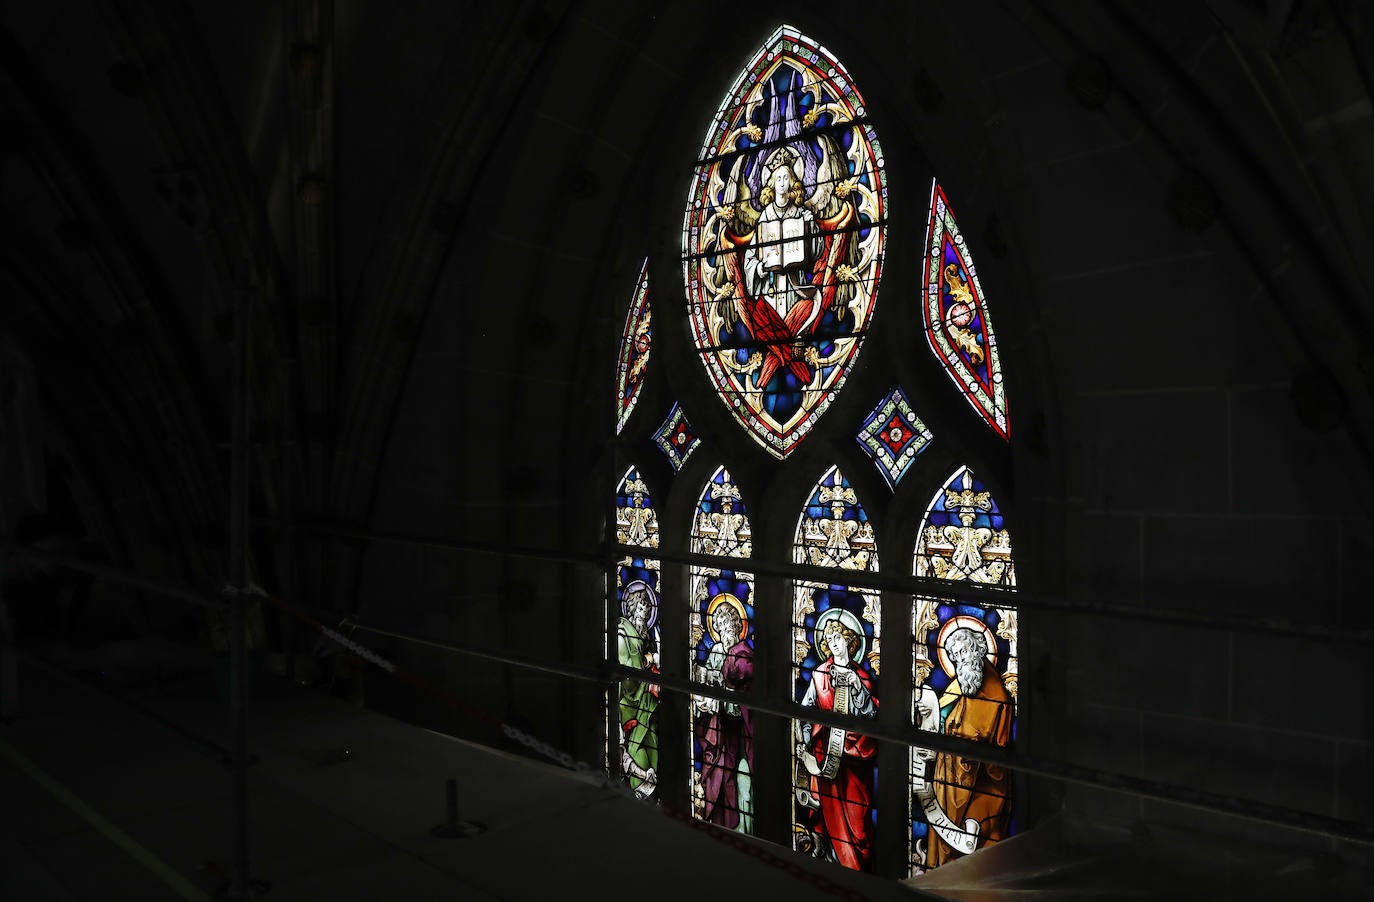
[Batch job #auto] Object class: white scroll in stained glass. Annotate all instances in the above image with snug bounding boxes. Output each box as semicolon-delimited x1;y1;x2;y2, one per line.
909;465;1018;877
791;465;880;872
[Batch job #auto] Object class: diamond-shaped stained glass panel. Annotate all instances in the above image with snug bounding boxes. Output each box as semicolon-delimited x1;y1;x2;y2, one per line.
654;403;701;472
856;387;933;489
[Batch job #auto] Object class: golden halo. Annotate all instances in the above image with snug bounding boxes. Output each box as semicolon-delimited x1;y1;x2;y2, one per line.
813;608;866;664
935;615;998;679
705;593;749;644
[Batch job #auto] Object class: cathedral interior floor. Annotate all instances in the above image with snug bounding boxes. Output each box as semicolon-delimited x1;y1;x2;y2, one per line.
0;650;928;901
3;645;1368;900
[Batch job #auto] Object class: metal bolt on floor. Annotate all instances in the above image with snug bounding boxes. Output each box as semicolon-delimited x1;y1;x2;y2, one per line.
431;777;485;839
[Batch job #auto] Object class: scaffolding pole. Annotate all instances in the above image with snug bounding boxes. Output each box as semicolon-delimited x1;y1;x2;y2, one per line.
226;281;252;900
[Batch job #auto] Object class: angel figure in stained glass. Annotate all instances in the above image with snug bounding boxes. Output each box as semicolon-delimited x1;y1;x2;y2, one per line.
928;472;1006;583
744;148;819;321
712;83;864;393
812;482;859;568
625;501;653;546
946;524;991;576
709;476;746;553
619;477;657;548
944;472;992;570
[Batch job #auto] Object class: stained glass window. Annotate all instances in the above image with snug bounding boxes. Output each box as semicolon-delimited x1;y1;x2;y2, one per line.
688;466;755;832
914;466;1014;587
615;258;652;435
910;466;1018;875
922;182;1008;439
683;25;887;458
792;466;880;871
856;386;933;490
613;465;661;798
654;403;701;472
603;23;1026;881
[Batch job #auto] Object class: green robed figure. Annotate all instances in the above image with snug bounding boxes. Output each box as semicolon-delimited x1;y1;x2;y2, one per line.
617;581;659;797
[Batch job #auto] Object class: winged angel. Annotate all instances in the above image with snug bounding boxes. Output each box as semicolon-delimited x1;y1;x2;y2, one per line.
701;73;879;396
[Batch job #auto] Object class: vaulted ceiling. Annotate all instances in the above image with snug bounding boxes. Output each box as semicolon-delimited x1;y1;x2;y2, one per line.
2;0;1369;582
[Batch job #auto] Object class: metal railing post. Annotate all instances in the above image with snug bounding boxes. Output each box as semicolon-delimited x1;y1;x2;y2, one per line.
0;561;16;719
227;281;252;900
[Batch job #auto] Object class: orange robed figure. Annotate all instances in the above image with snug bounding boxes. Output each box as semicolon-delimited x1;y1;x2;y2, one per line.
926;628;1013;868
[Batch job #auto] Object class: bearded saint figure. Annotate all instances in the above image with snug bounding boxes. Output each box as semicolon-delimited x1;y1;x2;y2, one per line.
617;583;659;798
926;627;1013;867
713;84;863;392
693;599;754;831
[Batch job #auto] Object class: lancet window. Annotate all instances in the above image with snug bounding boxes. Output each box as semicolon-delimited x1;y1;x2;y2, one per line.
909;466;1018;874
612;466;661;799
791;465;882;871
688;467;755;831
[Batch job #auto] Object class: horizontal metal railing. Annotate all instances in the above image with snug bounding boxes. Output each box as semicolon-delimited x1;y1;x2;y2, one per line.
344;617;1374;848
250;518;1374;644
3;539;1372;850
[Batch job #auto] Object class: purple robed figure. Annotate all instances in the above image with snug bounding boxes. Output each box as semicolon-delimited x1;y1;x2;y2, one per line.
694;600;754;831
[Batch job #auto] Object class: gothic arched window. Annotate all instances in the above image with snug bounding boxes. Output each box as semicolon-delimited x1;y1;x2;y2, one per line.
689;466;755;831
607;21;1020;882
612;465;661;799
791;465;881;870
910;466;1018;871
